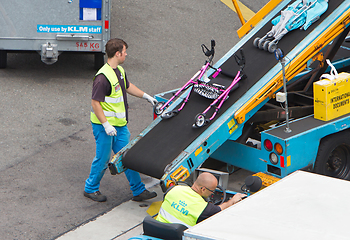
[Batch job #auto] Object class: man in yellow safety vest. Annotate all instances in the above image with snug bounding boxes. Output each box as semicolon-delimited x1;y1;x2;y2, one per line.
156;172;246;227
84;38;158;202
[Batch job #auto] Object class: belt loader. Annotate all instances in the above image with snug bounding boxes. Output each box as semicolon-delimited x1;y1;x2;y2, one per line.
109;0;350;193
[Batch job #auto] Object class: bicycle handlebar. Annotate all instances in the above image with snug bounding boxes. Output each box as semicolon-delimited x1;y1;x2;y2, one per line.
201;39;216;61
234;48;245;68
208;48;246;79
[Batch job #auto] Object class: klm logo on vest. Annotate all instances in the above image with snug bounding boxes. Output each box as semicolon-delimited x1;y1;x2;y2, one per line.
171;200;189;216
113;82;120;92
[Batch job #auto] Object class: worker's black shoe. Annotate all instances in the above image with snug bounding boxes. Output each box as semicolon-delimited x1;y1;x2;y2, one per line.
132;190;157;202
84;191;107;202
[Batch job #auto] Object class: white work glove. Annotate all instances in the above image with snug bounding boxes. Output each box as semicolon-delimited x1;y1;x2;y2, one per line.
102;121;117;136
142;93;158;106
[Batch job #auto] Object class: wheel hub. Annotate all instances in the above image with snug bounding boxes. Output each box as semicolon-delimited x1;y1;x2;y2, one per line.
328;155;342;170
325;145;350;178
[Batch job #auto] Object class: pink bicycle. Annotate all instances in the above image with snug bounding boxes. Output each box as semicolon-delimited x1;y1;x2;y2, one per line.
153;40;245;128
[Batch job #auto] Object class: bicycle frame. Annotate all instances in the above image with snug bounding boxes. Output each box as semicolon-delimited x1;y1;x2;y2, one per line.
203;70;243;121
193;48;245;128
153;40;221;117
154;41;245;128
164;61;212;113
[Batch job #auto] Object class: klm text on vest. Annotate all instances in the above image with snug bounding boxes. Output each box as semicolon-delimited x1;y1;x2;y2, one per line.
171;200;189;216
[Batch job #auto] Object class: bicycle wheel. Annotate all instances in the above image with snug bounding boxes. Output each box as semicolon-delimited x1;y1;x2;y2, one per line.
194;114;206;128
153;101;165;115
161;111;175;119
268;42;277;53
263;40;270;51
253;37;260;48
258;39;265;49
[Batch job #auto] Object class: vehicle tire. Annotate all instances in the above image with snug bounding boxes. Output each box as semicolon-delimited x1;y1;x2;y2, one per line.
253;38;260;48
0;50;7;69
94;52;105;70
153;101;165;115
194;114;206;128
314;130;350;180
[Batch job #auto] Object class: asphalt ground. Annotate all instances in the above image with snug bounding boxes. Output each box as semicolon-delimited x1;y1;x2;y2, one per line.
0;0;268;239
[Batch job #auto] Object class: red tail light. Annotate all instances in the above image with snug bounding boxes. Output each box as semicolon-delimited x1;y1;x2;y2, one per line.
264;139;273;151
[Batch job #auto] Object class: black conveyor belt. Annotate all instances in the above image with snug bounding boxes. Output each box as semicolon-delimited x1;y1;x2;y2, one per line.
123;1;342;179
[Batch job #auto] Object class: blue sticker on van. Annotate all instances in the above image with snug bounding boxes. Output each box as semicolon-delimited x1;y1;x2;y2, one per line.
37;25;102;34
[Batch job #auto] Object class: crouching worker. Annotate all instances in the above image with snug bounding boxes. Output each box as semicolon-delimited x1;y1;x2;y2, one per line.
156;172;246;228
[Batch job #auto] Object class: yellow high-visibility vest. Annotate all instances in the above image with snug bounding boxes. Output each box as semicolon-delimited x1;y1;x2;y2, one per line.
90;63;127;126
156;185;208;228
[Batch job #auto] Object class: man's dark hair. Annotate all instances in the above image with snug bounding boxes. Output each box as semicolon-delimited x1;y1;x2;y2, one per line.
105;38;128;58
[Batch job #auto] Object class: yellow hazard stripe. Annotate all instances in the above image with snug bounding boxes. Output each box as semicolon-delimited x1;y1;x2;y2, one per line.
220;0;255;21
